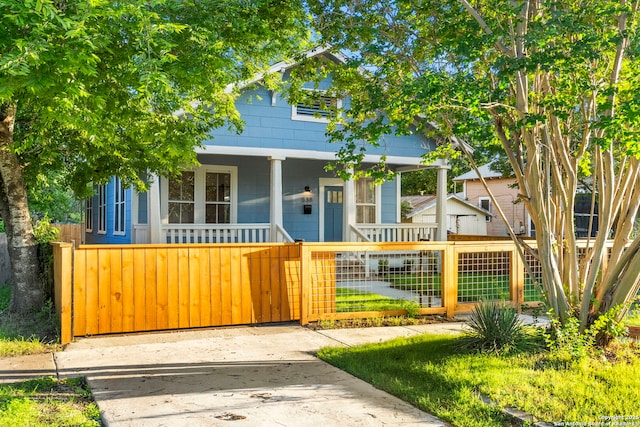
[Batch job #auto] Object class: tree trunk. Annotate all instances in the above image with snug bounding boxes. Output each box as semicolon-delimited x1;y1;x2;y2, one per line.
0;102;44;313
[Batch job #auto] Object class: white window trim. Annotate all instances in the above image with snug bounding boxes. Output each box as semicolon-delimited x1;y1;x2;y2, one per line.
479;197;492;222
291;89;342;123
85;198;93;233
113;178;126;236
98;185;107;234
160;165;238;224
355;178;381;224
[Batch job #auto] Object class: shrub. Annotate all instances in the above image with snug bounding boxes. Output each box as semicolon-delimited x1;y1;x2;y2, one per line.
544;305;629;366
460;300;537;354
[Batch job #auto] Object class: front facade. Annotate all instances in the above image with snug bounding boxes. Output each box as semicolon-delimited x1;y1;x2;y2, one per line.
85;48;446;244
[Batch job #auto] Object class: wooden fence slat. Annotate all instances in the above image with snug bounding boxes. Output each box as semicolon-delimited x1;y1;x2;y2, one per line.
178;247;190;328
97;249;111;334
155;248;169;330
109;249;123;333
133;248;146;331
256;248;269;323
189;247;201;328
210;248;222;325
239;247;253;324
199;247;212;327
144;248;158;330
219;249;232;324
167;248;180;329
73;248;87;337
271;247;284;322
121;249;135;332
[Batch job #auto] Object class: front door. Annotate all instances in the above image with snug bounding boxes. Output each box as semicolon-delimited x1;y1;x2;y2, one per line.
324;186;343;241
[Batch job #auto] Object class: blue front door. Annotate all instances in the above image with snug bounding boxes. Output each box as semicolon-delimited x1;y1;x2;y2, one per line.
324;186;343;241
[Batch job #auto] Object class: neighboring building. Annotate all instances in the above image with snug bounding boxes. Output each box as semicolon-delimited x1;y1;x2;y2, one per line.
453;164;530;237
401;194;492;236
85;47;449;244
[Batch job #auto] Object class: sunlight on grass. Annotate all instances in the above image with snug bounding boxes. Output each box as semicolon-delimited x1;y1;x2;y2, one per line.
0;377;101;427
0;285;60;357
335;287;408;312
317;334;640;427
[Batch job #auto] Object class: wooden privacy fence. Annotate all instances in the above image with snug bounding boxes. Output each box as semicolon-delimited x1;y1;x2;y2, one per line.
52;241;543;345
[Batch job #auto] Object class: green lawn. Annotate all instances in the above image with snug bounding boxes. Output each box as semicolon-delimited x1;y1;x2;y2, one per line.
384;272;544;303
336;288;408;312
0;377;101;426
0;285;60;357
317;334;640;427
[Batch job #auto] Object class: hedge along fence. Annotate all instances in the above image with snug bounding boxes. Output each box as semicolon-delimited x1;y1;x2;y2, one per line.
52;240;549;345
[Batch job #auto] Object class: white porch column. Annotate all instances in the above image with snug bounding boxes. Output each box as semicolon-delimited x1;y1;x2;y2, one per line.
148;173;162;244
343;172;356;241
269;156;285;241
435;159;449;241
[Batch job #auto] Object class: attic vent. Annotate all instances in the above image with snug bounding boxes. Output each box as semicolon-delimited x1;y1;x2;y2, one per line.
292;95;340;122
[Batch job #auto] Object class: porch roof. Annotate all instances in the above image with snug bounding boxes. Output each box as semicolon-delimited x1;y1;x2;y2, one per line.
196;144;446;168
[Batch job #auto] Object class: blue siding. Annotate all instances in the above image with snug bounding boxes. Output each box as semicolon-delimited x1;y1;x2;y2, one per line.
206;84;434;158
380;181;398;223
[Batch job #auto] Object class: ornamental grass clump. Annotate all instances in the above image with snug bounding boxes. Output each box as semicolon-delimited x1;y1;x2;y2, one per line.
460;300;537;354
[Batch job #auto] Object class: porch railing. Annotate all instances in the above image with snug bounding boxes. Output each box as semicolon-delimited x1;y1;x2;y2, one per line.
275;224;295;243
163;223;271;243
352;223;438;242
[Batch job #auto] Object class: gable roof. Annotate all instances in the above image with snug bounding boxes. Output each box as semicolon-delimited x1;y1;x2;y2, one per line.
453;163;506;181
402;194;492;219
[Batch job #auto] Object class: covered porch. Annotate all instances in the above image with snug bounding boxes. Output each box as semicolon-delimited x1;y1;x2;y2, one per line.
132;147;449;244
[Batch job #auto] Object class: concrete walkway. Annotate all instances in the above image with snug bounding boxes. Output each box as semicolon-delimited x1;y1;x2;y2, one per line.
1;316;545;426
1;322;467;426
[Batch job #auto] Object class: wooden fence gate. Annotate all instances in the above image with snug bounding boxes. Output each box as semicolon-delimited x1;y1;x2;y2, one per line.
53;243;302;345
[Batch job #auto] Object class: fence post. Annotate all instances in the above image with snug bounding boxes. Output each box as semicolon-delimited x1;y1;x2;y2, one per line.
442;242;458;318
299;242;309;325
52;242;73;345
510;244;525;311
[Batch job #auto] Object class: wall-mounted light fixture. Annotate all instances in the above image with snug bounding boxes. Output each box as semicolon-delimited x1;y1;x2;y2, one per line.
303;186;312;214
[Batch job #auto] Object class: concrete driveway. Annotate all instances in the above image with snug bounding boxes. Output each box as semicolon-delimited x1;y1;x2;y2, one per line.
54;324;464;426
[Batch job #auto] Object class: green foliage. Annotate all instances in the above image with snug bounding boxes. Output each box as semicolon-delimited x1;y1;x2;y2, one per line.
544;306;629;365
305;0;640;333
32;216;59;244
460;301;539;354
1;0;310;194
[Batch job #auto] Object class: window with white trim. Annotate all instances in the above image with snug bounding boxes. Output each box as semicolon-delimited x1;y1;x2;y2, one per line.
85;197;93;232
356;178;377;224
291;90;341;123
479;197;492;222
205;172;231;223
168;171;195;224
114;178;126;235
98;185;107;234
164;166;237;224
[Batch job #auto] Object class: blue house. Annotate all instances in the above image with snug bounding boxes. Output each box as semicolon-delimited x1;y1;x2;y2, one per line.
85;47;449;244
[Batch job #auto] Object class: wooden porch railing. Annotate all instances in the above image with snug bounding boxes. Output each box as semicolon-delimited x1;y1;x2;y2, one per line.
352;223;438;242
163;223;271;243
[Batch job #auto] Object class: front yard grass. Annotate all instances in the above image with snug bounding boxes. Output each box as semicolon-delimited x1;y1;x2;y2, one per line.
336;288;409;312
0;285;60;357
317;333;640;427
0;377;101;426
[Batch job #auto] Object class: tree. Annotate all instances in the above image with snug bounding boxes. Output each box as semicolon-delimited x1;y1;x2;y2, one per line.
306;0;640;331
0;0;308;313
